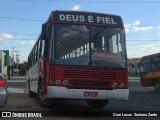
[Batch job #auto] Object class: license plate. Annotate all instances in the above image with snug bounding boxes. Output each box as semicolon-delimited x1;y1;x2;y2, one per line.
84;92;98;97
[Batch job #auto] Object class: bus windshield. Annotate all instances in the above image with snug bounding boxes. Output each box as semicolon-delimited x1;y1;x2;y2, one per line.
49;24;126;67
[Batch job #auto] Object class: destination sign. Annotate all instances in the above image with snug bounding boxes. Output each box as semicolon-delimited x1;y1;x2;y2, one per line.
51;11;123;26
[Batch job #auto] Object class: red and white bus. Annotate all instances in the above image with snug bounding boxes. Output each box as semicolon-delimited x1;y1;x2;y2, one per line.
138;53;160;92
27;10;129;108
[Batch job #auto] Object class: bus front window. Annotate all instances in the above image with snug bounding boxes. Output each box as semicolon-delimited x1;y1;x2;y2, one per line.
52;24;90;65
90;26;126;67
50;24;126;67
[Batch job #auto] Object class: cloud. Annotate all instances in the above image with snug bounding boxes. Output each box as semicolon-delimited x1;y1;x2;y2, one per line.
124;24;131;28
124;24;131;33
125;28;130;32
133;20;141;26
0;33;14;40
158;26;160;29
125;20;154;32
128;44;160;59
12;40;35;62
17;40;27;44
124;20;140;29
134;26;153;31
72;5;80;11
17;40;35;45
28;40;35;45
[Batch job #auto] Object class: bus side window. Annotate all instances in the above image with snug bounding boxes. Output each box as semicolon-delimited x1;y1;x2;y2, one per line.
152;56;160;70
40;40;45;57
142;64;150;72
32;52;34;66
37;40;41;60
141;58;151;72
35;45;37;62
27;57;30;69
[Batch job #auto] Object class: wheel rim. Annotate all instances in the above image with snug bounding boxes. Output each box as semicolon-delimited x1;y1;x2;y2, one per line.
154;81;160;91
38;87;46;101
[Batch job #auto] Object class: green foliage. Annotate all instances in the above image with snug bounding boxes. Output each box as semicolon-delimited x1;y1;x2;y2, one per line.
3;50;9;66
14;62;27;76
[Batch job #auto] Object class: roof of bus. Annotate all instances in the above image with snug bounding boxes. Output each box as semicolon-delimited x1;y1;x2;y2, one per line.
47;10;123;27
142;52;160;59
50;10;121;17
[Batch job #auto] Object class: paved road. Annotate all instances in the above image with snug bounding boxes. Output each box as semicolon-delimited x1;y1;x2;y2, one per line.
1;77;160;119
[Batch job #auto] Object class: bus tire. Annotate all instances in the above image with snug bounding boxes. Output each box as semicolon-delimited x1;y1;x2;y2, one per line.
28;79;35;97
86;100;109;109
154;80;160;92
37;83;52;108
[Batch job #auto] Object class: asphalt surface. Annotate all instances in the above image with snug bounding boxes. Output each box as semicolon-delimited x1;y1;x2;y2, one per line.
0;77;160;119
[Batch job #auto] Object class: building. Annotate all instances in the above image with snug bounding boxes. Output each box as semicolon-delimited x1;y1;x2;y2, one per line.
128;58;141;77
0;50;9;75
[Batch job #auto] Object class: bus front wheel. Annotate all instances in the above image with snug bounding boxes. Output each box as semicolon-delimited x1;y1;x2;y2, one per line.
37;83;52;108
154;80;160;92
86;100;109;108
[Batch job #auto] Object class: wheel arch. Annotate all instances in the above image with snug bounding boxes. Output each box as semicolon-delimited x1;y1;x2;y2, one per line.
38;76;42;86
152;78;160;84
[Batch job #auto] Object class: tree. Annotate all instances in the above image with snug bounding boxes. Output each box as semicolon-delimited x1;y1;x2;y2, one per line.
14;61;27;76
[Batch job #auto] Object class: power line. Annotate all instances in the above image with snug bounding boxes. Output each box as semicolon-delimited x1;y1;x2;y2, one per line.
127;34;160;35
127;41;158;46
127;37;160;38
126;25;160;26
0;17;160;27
2;32;39;35
1;32;160;36
18;0;160;3
0;16;160;26
9;35;160;38
128;40;160;41
1;32;159;35
1;39;159;41
0;39;36;41
0;16;44;22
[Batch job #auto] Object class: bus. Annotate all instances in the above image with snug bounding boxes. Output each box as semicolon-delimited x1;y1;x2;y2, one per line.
27;10;129;108
138;53;160;92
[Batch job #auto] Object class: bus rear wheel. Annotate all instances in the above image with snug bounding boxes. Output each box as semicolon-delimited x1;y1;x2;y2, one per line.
28;79;35;97
154;80;160;92
86;100;109;108
37;83;52;108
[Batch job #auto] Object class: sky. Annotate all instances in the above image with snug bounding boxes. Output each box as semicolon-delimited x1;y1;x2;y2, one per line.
0;0;160;63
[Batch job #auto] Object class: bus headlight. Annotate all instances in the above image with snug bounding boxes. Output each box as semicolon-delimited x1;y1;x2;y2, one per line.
55;80;61;85
119;83;125;88
112;82;118;88
63;80;69;86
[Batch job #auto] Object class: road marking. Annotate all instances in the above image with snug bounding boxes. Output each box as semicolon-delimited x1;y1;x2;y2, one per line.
7;80;26;83
129;80;140;82
7;87;25;93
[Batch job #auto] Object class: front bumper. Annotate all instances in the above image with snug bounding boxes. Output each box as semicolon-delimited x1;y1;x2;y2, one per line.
47;86;129;100
0;88;9;107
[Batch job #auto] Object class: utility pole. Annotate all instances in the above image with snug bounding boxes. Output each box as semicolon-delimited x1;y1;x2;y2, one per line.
12;49;19;76
7;56;11;80
16;54;20;76
11;47;14;77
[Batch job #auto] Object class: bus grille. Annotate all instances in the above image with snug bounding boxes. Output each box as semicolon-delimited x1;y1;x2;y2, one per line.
54;66;127;88
55;66;125;81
